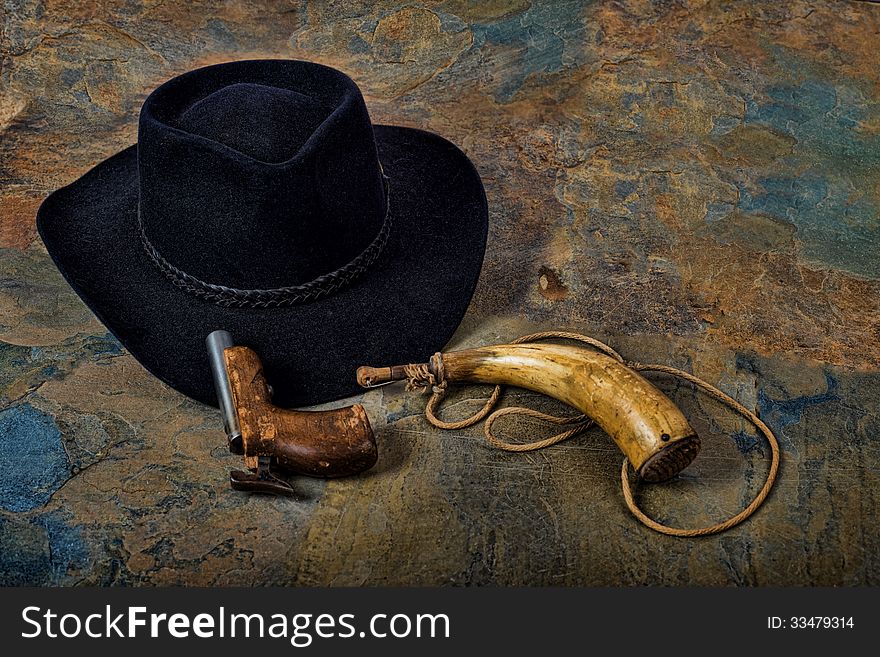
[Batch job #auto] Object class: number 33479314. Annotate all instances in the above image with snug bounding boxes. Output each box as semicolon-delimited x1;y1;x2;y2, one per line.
768;617;855;629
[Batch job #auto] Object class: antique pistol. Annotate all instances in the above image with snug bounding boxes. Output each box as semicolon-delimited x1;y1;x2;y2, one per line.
207;330;378;495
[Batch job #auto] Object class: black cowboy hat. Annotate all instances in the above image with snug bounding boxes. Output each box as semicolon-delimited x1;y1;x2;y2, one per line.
37;60;487;407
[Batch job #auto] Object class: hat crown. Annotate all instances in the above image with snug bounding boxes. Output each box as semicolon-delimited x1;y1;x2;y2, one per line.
137;60;387;292
177;82;332;164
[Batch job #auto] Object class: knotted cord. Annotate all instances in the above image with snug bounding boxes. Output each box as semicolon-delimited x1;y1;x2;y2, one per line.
405;331;780;537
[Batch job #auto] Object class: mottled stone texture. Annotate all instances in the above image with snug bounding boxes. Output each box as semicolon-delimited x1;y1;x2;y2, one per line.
1;1;879;585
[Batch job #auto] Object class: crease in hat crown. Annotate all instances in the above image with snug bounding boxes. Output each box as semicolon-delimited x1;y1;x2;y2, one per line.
136;60;391;302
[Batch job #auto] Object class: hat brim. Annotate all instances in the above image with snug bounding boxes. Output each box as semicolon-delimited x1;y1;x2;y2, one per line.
37;125;488;407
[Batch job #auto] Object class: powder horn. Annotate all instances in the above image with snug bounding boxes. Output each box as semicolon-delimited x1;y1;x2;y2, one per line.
358;342;700;482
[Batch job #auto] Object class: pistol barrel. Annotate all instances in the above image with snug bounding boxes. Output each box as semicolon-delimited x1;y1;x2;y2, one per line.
206;330;242;449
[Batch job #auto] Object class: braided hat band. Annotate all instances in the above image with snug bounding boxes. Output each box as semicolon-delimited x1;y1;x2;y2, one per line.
138;175;392;309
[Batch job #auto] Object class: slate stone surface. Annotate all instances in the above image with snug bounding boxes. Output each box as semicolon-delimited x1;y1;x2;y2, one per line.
1;0;878;585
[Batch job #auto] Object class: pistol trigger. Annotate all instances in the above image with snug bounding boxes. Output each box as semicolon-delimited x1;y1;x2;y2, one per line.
229;456;297;496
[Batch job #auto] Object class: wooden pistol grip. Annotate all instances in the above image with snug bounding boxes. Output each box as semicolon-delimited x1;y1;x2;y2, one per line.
224;346;378;478
269;404;377;477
